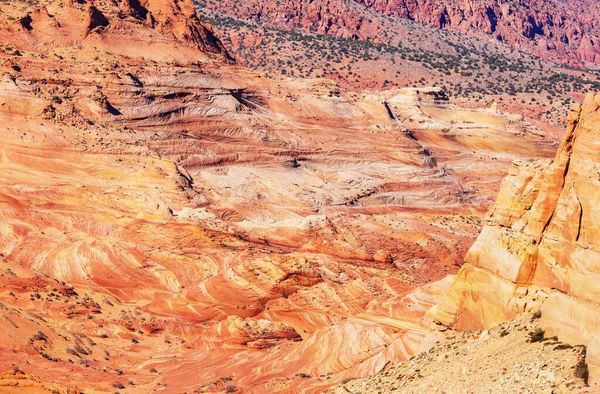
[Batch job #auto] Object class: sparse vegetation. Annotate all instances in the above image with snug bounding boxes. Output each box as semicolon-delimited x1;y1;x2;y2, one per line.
528;328;545;343
29;331;47;343
197;0;600;126
555;344;573;350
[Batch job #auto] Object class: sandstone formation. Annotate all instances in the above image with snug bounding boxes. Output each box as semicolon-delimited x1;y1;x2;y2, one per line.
0;370;77;394
201;0;600;66
0;0;230;61
394;87;450;104
433;92;600;385
0;0;563;392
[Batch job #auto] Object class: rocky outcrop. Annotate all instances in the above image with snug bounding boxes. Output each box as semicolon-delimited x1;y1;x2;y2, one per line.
219;316;302;348
0;370;78;394
331;313;589;394
133;0;232;58
86;6;109;33
0;0;231;61
202;0;600;66
393;87;449;104
434;92;600;382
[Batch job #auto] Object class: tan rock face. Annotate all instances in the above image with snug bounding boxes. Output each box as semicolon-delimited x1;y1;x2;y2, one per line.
435;92;600;383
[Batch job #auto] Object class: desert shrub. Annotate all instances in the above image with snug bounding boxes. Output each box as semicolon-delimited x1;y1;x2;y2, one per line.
529;328;545;343
65;348;79;357
554;344;573;350
575;350;589;384
29;331;47;343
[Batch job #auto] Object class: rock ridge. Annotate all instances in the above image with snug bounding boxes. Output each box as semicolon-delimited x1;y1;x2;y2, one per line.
433;92;600;384
200;0;600;66
2;0;231;61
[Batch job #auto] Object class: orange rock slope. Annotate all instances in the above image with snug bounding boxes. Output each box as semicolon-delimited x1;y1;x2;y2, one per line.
0;0;560;392
0;0;229;61
433;92;600;387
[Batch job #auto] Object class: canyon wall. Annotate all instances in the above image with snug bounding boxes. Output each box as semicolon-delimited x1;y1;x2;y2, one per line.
201;0;600;66
434;91;600;382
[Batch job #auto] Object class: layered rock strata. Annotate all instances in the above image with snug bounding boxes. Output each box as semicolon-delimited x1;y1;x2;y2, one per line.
434;92;600;383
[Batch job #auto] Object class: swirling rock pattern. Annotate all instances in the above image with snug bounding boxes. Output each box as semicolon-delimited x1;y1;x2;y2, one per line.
0;0;559;392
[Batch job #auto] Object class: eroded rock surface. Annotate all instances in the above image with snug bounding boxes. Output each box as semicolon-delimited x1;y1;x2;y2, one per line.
329;313;589;394
0;0;560;392
434;92;600;386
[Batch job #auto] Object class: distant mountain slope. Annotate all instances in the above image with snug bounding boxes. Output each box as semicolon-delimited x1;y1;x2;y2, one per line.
200;0;600;67
359;0;600;65
198;0;600;129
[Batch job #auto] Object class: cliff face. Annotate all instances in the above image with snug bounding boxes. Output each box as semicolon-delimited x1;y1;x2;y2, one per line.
358;0;600;64
201;0;600;66
134;0;232;58
434;92;600;381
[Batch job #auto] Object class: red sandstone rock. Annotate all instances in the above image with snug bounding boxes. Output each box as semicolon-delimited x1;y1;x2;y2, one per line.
0;0;230;61
203;0;600;66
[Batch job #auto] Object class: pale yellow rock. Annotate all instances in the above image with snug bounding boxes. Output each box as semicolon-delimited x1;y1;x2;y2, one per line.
434;92;600;381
